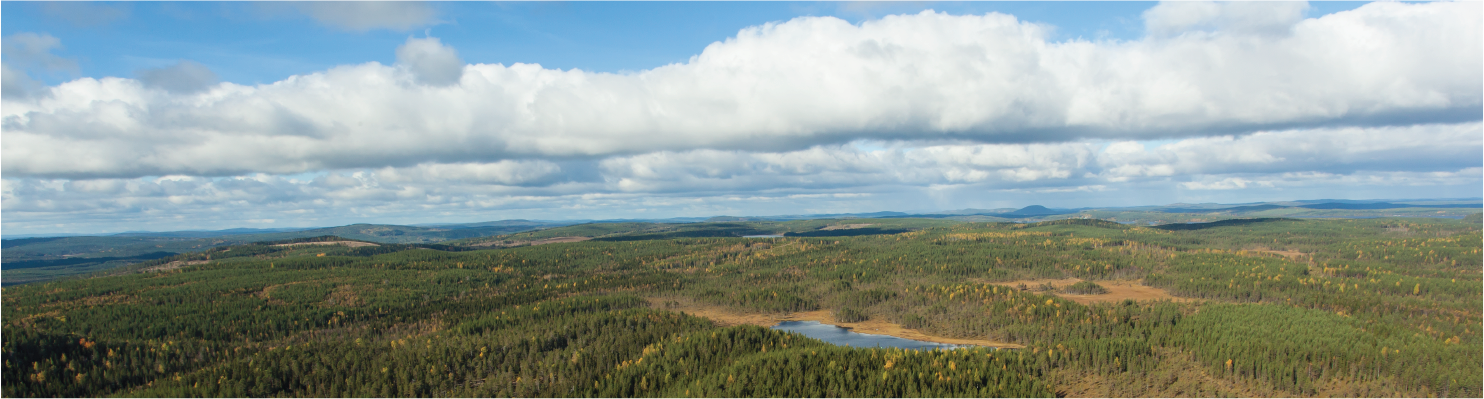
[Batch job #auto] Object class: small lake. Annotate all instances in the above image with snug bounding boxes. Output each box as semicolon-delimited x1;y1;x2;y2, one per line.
771;321;972;350
741;235;784;238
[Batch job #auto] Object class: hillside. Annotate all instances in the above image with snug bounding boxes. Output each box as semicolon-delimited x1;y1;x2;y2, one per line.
0;221;566;286
3;217;1479;397
450;218;961;247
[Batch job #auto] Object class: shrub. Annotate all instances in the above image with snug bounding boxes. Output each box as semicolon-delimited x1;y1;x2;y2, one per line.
1064;281;1110;295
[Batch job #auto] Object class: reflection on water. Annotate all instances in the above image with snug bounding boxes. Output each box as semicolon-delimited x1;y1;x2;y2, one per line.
771;321;972;350
742;235;784;238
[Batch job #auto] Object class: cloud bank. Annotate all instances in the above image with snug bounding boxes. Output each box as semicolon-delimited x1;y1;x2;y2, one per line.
2;1;1480;234
4;2;1478;179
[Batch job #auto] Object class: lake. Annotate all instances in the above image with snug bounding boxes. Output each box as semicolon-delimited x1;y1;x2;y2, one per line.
741;234;784;238
771;321;973;350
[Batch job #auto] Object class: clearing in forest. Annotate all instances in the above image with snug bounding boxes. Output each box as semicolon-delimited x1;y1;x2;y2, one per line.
983;278;1190;305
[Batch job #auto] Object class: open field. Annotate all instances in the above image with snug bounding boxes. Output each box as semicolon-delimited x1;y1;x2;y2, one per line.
984;278;1190;305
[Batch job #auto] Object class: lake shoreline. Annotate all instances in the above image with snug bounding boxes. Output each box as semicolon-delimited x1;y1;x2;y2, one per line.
646;296;1024;349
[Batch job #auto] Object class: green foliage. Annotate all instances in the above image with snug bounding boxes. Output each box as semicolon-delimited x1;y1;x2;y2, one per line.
1063;281;1109;295
834;307;870;323
1163;304;1480;397
3;217;1479;397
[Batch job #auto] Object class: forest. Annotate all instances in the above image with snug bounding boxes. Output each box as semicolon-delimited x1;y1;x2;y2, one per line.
2;216;1479;397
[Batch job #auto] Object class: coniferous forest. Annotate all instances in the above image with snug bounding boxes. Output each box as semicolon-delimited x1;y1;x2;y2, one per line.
2;217;1480;397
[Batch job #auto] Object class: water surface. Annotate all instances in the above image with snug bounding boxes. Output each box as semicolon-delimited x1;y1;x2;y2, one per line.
771;321;971;350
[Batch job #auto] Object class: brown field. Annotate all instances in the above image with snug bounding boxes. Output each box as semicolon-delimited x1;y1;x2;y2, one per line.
471;236;590;248
1243;246;1310;260
982;278;1191;305
1258;249;1307;258
273;241;379;248
646;297;1022;348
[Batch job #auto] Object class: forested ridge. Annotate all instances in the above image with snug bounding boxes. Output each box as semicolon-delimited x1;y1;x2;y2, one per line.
3;217;1479;397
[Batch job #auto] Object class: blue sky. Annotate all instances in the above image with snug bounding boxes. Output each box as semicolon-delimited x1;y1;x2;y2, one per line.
5;2;1374;85
2;1;1478;235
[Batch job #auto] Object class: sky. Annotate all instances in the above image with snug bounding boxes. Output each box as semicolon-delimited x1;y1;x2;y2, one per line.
2;1;1480;235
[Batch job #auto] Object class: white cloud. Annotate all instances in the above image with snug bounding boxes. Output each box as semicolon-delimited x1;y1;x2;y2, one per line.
2;63;44;99
2;2;1479;180
595;142;1097;194
1180;177;1266;190
2;3;1482;235
598;122;1480;193
2;120;1484;232
376;160;561;186
294;2;439;32
1097;122;1484;180
136;60;220;94
395;37;464;87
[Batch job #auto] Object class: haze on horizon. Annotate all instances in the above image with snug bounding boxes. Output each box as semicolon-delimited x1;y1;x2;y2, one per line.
3;1;1481;236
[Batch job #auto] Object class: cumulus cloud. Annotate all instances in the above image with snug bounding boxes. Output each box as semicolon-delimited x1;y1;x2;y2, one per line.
1097;122;1484;180
1;2;1479;179
1180;177;1268;190
294;2;439;32
2;63;44;99
596;142;1102;195
136;60;220;94
376;160;561;186
4;121;1479;234
3;3;1483;234
395;37;464;86
605;122;1481;193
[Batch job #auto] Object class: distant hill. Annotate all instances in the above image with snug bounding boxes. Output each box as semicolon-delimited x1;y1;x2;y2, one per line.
1159;202;1481;214
109;227;312;238
5;197;1480;286
1158;204;1289;213
451;218;961;246
0;220;569;286
997;205;1073;217
226;222;563;244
